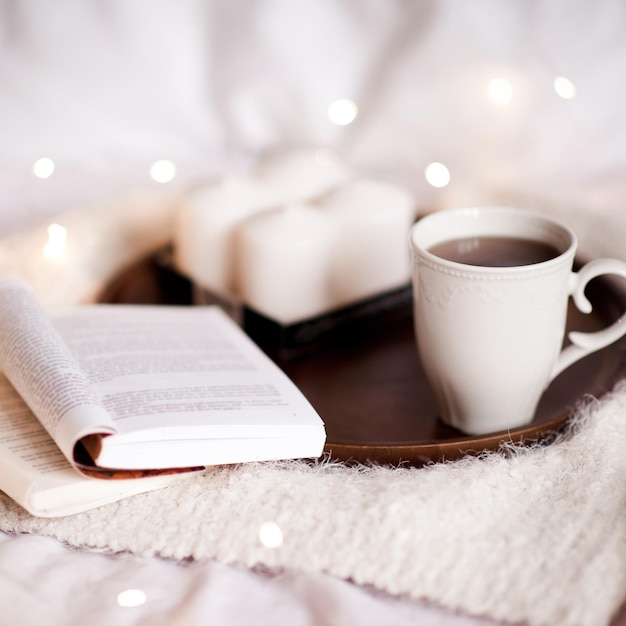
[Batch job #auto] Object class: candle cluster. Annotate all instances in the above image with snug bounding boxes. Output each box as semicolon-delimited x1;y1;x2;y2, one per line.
173;149;417;324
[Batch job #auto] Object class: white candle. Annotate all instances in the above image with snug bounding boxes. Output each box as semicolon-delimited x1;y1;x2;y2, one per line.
256;148;350;203
173;175;277;296
236;203;339;323
320;179;417;306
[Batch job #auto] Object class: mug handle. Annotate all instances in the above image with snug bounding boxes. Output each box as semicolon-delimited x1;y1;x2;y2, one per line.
552;258;626;379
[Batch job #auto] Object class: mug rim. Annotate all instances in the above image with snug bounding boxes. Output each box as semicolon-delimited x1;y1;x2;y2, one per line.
410;206;577;275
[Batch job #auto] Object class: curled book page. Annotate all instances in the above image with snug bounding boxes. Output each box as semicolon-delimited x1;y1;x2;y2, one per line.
0;280;116;465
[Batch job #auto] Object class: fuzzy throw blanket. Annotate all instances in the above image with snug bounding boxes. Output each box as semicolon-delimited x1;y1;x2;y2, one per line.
1;194;626;626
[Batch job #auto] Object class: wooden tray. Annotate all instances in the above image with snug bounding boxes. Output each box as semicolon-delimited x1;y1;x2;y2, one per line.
99;250;626;466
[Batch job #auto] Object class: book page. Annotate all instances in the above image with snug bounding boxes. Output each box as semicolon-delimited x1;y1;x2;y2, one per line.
51;305;322;434
0;374;197;516
0;280;116;463
0;374;71;484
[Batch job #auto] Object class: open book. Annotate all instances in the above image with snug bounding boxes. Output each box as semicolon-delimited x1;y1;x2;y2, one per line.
0;279;325;516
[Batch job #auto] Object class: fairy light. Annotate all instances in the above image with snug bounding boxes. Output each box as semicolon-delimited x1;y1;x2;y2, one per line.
554;76;576;99
33;157;55;179
425;162;451;188
314;148;341;167
149;160;177;183
487;78;513;105
43;223;68;260
117;589;147;608
259;521;283;548
328;99;358;126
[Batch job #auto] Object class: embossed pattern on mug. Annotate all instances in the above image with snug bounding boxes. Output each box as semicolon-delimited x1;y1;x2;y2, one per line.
418;270;569;310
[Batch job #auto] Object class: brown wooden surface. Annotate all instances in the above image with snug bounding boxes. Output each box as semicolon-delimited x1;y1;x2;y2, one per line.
98;250;626;467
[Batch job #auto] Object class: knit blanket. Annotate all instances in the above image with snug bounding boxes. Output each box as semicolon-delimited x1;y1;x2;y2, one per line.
1;194;625;626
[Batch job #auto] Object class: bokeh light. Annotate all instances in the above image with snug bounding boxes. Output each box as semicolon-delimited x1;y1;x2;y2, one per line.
425;162;451;188
487;78;513;105
150;160;177;183
33;157;55;179
328;99;358;126
259;521;283;548
43;223;68;260
117;589;147;608
554;76;576;99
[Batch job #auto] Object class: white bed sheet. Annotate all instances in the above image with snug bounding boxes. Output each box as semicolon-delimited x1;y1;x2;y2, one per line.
0;531;492;626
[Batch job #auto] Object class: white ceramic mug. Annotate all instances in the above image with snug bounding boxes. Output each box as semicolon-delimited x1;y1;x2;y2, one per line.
409;206;626;435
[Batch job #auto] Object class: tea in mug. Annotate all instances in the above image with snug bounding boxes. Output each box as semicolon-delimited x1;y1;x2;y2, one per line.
428;236;561;268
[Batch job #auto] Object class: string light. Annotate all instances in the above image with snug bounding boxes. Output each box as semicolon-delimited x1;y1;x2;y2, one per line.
149;160;177;183
554;76;576;99
314;148;340;167
425;162;451;188
328;99;358;126
117;589;147;608
33;158;55;179
259;521;283;548
43;223;68;260
487;78;513;105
